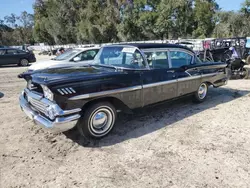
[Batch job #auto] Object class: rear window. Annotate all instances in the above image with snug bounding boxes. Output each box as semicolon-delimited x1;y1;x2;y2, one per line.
170;51;193;68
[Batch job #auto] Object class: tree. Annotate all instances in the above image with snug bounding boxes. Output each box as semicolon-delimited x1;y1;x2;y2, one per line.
5;0;250;45
0;12;34;45
77;0;120;43
193;0;218;38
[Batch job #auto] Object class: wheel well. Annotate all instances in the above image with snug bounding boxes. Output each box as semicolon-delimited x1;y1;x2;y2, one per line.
20;58;28;61
81;97;133;114
204;81;213;87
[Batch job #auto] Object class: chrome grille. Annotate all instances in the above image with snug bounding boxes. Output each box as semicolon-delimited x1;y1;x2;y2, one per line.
28;96;48;115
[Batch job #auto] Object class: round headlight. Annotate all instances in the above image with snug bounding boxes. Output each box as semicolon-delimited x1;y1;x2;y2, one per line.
41;85;54;101
47;106;56;120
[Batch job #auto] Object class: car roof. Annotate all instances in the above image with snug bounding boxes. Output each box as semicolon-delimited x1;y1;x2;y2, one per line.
75;47;100;50
0;47;22;50
106;43;194;52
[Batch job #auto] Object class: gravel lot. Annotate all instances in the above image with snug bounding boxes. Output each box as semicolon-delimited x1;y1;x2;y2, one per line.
0;57;250;188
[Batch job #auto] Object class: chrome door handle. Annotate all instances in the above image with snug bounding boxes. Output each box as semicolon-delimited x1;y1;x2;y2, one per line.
167;70;175;73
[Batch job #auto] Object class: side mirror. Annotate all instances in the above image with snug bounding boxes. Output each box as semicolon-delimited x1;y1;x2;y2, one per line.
73;57;81;62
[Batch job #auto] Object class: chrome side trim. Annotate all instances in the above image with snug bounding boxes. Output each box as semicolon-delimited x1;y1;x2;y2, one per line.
201;73;217;78
198;65;227;70
201;72;225;78
65;88;72;94
68;73;222;101
69;87;76;93
185;71;192;76
178;75;201;82
143;79;177;89
63;108;82;116
57;87;76;95
57;89;65;95
69;85;142;100
61;88;68;94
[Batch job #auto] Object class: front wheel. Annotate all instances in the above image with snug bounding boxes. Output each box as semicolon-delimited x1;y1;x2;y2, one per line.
193;83;208;103
77;102;117;139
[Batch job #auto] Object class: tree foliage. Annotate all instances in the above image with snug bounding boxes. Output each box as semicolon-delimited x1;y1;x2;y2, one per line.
0;11;34;45
1;0;250;45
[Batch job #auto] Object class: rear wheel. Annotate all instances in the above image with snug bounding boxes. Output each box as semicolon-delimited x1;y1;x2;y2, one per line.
19;58;29;66
240;68;249;79
77;102;117;139
193;83;208;103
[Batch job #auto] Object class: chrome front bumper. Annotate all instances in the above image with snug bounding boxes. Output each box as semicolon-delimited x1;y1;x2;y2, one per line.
19;90;81;132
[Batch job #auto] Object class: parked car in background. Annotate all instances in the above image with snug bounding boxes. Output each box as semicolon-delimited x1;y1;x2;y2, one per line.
0;45;8;48
27;47;100;72
0;48;36;66
19;43;228;140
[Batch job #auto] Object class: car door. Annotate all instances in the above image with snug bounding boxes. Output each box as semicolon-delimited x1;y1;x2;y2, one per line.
169;49;202;96
4;49;19;65
0;49;7;65
141;49;178;106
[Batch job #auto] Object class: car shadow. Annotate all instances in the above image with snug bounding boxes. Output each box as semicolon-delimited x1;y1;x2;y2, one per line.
0;65;31;68
0;92;4;98
64;87;250;147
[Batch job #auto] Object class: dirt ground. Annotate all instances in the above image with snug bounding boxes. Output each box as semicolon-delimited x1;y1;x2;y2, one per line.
0;56;250;188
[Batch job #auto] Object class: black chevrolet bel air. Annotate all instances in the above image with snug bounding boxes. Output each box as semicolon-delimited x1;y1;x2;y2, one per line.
19;43;228;139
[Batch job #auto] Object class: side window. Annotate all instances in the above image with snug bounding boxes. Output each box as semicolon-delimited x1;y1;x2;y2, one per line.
144;51;169;69
17;50;26;54
123;50;145;68
6;49;17;55
170;51;193;68
76;50;98;61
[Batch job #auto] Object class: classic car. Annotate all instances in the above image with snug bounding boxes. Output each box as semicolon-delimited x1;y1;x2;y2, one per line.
19;43;228;139
28;47;100;72
0;48;36;66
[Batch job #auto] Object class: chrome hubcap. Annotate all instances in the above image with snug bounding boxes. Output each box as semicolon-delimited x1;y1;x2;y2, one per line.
198;83;207;99
89;108;114;135
93;112;108;129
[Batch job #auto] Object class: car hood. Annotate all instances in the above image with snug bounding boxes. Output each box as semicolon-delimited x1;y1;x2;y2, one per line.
29;66;122;86
29;59;94;71
28;60;69;70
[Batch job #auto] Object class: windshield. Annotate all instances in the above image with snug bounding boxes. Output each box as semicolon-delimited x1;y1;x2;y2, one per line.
53;49;81;61
93;46;146;69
